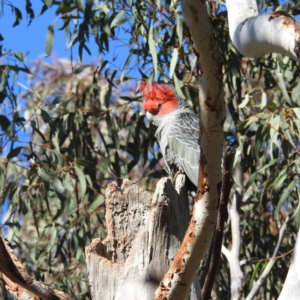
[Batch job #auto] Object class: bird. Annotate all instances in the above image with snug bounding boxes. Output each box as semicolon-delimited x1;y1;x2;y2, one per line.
139;80;200;187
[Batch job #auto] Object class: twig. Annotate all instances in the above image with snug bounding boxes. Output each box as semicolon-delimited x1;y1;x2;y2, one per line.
245;214;291;300
201;148;236;300
0;237;73;300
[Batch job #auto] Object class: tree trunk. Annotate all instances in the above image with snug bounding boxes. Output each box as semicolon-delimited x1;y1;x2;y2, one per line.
85;176;200;300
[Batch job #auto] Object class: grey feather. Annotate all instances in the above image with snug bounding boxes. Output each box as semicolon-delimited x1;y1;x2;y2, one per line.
154;100;200;187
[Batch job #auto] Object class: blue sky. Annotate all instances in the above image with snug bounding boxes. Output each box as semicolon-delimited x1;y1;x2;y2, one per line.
0;2;98;63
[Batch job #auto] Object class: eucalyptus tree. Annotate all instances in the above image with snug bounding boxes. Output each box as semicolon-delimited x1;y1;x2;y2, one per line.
0;0;300;299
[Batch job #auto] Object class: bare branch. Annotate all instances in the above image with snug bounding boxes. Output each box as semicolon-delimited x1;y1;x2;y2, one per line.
201;148;235;300
221;195;243;300
245;215;291;300
220;156;245;300
0;237;73;300
229;198;243;300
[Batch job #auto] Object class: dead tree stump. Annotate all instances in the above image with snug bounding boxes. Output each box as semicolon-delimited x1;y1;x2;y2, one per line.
85;175;200;300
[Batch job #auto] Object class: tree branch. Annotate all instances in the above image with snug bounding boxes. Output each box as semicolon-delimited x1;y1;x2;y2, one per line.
155;0;225;297
245;215;291;300
220;155;244;300
226;0;300;60
201;148;235;300
278;228;300;299
0;237;73;300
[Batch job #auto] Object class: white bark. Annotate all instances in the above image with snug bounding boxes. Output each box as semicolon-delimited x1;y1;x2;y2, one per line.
222;197;243;300
226;0;300;60
278;229;300;300
154;0;225;298
85;177;200;300
221;154;243;300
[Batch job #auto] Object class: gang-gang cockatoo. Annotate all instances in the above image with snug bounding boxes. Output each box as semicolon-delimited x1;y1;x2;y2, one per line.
140;81;200;187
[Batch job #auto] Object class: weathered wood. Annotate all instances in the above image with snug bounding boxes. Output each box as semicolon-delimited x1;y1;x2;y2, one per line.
0;237;73;300
85;176;200;300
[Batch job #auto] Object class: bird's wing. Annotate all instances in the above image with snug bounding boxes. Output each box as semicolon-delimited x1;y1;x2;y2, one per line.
167;112;200;187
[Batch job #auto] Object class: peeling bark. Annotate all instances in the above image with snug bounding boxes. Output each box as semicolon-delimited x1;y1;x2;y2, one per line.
85;177;200;300
154;0;225;298
155;0;225;300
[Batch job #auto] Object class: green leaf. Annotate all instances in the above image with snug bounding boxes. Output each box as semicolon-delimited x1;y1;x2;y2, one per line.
250;261;261;288
110;10;126;28
31;122;47;143
44;0;53;7
41;109;52;123
292;108;300;120
244;171;258;191
13;52;26;62
170;48;178;79
175;11;183;46
79;42;91;62
25;0;35;26
148;25;158;78
173;74;185;99
74;65;90;74
7;147;22;160
75;235;84;261
53;177;67;201
38;168;51;182
46;224;57;252
56;5;77;14
99;60;108;74
275;179;297;214
239;94;249;108
7;162;19;179
266;101;277;109
280;113;296;149
45;24;55;56
8;5;22;27
257;159;278;174
74;166;87;200
89;195;105;211
120;53;132;82
269;115;280;148
260;92;267;109
272;169;288;190
0;115;11;130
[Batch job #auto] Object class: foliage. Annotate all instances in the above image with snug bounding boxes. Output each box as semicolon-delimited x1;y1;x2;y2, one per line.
0;0;300;299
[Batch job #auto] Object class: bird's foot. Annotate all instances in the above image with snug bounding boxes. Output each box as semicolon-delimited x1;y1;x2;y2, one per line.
171;170;184;185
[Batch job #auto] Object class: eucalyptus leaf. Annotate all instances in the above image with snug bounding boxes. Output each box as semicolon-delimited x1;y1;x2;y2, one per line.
45;24;55;56
74;165;87;200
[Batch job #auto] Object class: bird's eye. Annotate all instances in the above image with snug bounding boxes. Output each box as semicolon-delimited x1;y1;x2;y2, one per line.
157;103;162;109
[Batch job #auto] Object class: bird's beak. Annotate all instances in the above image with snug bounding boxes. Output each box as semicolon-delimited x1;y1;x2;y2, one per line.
145;111;154;123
